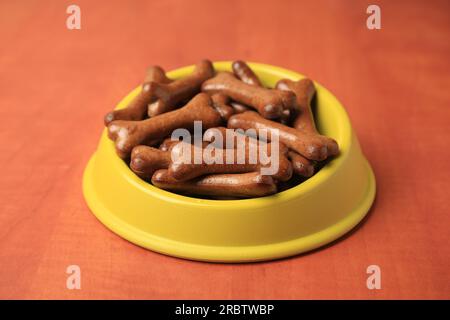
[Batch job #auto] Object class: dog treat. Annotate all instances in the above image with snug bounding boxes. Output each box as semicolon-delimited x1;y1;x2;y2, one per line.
276;78;316;132
104;60;340;199
228;111;338;161
202;72;297;119
230;102;252;114
104;66;171;125
234;67;335;170
203;127;289;155
147;60;215;117
232;61;296;123
168;140;292;182
288;151;315;177
211;93;234;121
203;126;228;142
203;126;231;149
232;60;262;87
108;93;222;158
276;78;339;156
203;126;262;148
152;170;277;198
130;146;171;179
233;60;296;121
159;137;181;151
231;60;298;124
144;65;172;84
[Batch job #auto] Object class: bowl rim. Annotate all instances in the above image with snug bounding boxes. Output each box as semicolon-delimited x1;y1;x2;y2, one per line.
105;61;353;209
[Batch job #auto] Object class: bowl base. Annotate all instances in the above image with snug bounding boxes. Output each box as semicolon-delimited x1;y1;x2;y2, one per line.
83;153;376;263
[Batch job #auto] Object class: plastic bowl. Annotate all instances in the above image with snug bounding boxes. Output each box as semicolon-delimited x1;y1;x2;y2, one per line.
82;61;376;263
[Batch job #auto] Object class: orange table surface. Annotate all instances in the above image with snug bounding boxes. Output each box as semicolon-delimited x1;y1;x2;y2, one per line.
0;0;449;299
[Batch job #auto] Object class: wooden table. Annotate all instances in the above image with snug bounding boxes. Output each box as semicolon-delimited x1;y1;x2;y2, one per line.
0;0;449;299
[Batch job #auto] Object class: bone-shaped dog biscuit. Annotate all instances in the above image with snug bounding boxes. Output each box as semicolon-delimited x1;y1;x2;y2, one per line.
108;93;222;159
104;66;171;125
211;93;234;121
276;78;316;132
130;146;171;179
227;111;337;161
203;127;289;155
147;60;215;117
203;126;262;148
168;140;292;182
232;60;262;87
144;65;172;84
218;61;295;122
233;75;315;175
232;61;296;123
276;78;339;156
288;151;315;177
230;102;251;114
202;72;297;119
159;138;181;151
152;170;277;198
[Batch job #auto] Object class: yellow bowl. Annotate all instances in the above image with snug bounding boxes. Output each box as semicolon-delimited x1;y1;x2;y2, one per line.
82;61;376;263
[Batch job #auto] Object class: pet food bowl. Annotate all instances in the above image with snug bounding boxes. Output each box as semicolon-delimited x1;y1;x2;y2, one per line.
82;61;376;262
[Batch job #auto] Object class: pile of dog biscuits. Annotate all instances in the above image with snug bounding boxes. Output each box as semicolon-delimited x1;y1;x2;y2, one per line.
105;60;338;199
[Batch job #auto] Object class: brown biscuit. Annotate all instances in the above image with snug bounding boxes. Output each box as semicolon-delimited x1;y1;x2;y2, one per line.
203;127;289;153
159;138;181;151
168;140;292;182
227;111;337;161
230;102;252;114
202;126;230;148
152;170;277;198
276;78;339;156
147;60;215;117
104;66;171;125
232;60;262;87
202;72;295;119
232;61;295;123
203;126;262;148
107;93;222;159
144;65;172;84
211;93;234;121
130;146;171;179
288;151;315;177
276;78;316;132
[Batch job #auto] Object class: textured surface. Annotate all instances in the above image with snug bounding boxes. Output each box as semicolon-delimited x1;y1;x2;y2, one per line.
0;0;449;299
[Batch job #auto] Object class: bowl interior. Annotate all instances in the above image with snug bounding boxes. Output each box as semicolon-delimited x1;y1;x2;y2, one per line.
107;61;352;207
